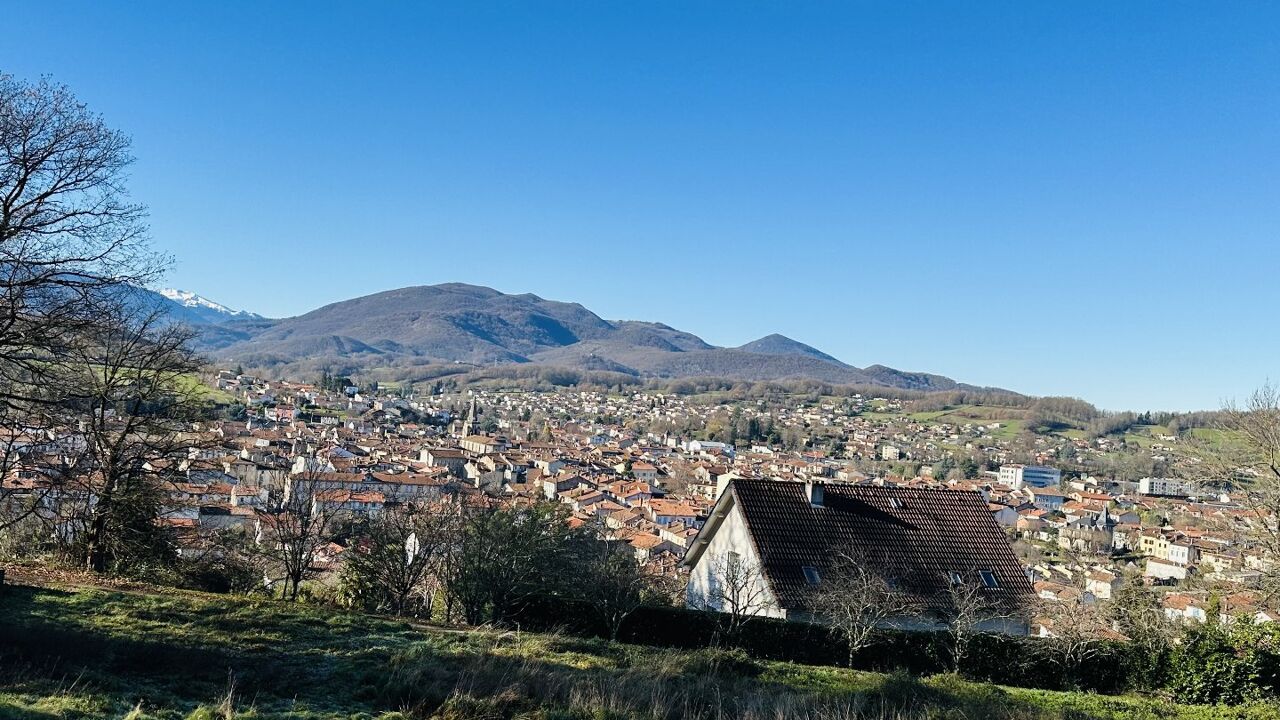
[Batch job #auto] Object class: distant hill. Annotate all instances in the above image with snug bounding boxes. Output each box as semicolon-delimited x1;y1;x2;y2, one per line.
736;333;848;366
193;283;990;392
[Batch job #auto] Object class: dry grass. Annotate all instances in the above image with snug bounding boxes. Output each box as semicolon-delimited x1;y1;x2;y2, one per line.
0;582;1277;720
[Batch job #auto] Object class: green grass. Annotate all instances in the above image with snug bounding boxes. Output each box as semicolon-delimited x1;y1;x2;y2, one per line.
988;419;1024;441
907;410;952;422
870;404;1029;441
1;582;1277;720
178;374;237;406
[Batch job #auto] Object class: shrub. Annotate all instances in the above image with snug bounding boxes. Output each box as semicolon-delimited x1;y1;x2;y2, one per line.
1167;622;1280;705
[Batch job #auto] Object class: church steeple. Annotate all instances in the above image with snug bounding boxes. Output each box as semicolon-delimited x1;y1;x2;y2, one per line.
465;396;480;436
1096;502;1111;529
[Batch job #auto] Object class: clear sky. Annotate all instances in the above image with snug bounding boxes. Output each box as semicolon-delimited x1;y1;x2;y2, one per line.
6;2;1277;411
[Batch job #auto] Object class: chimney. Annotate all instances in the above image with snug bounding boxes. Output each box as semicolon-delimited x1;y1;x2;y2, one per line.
805;481;824;507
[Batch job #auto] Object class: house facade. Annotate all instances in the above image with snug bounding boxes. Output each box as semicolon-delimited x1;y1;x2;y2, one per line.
682;479;1034;632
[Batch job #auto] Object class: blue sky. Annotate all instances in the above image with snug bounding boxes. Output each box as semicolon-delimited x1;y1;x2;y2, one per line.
6;2;1277;411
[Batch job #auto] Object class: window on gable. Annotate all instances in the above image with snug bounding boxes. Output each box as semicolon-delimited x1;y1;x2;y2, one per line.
979;570;999;588
802;566;821;585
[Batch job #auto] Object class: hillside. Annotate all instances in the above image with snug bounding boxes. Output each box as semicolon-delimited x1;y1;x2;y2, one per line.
196;283;984;392
0;579;1273;720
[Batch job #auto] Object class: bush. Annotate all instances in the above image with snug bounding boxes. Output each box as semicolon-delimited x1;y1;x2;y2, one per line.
1167;622;1280;705
677;647;761;678
174;555;260;594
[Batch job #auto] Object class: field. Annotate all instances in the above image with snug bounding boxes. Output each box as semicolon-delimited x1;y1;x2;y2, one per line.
864;403;1027;441
1;578;1278;720
176;373;238;407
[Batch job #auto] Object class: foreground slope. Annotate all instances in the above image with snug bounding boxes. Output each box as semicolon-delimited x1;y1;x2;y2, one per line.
0;579;1274;720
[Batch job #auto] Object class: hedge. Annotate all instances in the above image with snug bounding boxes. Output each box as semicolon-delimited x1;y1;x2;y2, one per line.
509;599;1134;693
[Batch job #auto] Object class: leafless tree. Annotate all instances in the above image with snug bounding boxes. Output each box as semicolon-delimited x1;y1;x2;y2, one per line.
1035;591;1114;685
0;74;162;407
0;414;61;538
582;538;679;641
341;495;460;616
257;469;342;601
808;551;919;667
1106;576;1175;672
0;73;163;541
939;571;1019;673
1200;384;1280;597
695;552;777;637
55;304;205;573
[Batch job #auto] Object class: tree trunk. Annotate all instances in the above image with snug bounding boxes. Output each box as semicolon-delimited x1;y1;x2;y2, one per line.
86;505;111;573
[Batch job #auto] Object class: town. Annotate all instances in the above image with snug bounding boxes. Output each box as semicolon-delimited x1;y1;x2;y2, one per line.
5;5;1280;715
8;367;1268;635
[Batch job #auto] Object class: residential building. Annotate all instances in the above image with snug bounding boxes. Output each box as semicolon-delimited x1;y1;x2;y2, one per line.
681;479;1032;632
998;464;1061;490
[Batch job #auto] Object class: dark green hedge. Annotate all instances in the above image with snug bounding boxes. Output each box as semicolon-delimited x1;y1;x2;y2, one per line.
509;599;1134;693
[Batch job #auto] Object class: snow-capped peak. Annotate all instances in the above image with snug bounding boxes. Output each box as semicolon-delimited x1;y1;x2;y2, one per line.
159;288;259;318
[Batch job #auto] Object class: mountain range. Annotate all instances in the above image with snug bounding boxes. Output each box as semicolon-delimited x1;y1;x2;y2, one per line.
129;287;263;326
158;288;262;322
158;283;989;392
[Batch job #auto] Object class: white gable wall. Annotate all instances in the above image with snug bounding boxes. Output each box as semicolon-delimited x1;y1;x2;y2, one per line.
684;499;786;620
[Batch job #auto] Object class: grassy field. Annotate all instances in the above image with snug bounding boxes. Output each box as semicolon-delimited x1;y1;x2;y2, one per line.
876;404;1027;440
1;580;1278;720
177;374;238;407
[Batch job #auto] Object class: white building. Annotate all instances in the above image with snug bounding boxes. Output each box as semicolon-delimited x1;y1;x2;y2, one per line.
1138;477;1200;497
998;464;1061;489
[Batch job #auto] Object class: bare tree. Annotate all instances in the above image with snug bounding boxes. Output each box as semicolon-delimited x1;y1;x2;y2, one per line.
582;538;677;641
696;552;777;637
808;551;918;667
939;571;1019;674
0;73;162;543
0;412;63;539
257;470;342;601
55;305;205;573
1107;577;1174;675
1203;384;1280;597
341;496;460;616
1035;592;1114;686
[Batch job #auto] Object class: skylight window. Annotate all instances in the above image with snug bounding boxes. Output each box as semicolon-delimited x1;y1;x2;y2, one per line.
802;566;822;585
949;571;964;585
888;497;904;509
979;570;999;588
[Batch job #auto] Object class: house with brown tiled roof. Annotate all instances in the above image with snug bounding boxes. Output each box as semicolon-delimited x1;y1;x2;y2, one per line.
631;462;658;483
1163;592;1209;623
645;498;702;527
682;479;1032;632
